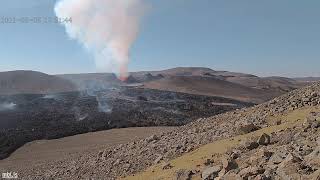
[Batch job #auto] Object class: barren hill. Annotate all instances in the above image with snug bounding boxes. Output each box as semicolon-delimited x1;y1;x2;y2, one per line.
225;76;306;92
132;67;218;77
0;71;76;95
56;67;307;104
294;77;320;82
131;67;305;91
130;67;256;80
135;67;307;103
143;76;276;103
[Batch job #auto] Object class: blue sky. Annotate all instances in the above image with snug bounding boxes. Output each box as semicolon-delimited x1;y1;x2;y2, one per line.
0;0;319;77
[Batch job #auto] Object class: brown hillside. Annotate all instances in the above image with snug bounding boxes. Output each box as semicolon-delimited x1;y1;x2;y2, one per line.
143;76;278;103
0;71;76;95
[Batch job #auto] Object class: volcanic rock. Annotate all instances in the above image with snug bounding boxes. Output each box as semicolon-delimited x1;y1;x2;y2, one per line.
175;169;192;180
257;133;271;145
222;157;238;172
201;166;221;180
162;162;173;170
238;123;260;134
238;166;265;179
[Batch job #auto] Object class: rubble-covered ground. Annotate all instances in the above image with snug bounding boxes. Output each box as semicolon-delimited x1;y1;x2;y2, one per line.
130;108;320;180
0;87;252;160
11;82;319;180
124;83;320;180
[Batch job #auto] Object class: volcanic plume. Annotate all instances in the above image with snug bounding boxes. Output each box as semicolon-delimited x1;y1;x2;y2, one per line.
54;0;147;80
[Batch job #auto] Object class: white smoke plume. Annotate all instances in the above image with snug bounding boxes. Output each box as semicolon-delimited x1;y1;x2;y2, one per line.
54;0;147;80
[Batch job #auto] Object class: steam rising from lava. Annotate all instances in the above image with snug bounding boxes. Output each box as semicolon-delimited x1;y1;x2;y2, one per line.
54;0;147;80
0;102;16;111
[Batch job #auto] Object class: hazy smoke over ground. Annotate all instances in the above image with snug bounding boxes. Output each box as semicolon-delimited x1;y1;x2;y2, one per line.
55;0;147;80
0;102;16;111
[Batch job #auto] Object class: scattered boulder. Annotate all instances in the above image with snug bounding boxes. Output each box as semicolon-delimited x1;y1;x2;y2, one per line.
278;153;301;168
204;159;214;166
154;155;163;164
276;165;302;180
175;169;192;180
302;97;311;103
162;162;173;170
222;157;238;172
238;123;260;135
230;150;241;159
275;120;282;125
238;166;265;179
304;146;320;168
277;132;294;145
146;135;159;143
254;174;269;180
311;121;320;129
113;159;121;166
269;150;287;164
307;169;320;179
257;133;271;145
137;95;148;101
219;171;239;179
260;149;273;159
244;141;260;150
201;166;221;180
311;92;318;98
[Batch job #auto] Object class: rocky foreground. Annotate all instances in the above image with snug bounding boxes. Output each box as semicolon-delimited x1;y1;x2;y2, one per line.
4;82;320;179
211;112;320;180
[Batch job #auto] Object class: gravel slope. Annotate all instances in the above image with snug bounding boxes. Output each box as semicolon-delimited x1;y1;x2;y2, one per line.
0;127;176;177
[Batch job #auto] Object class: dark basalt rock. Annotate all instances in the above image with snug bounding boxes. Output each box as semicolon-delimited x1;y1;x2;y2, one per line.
0;87;253;160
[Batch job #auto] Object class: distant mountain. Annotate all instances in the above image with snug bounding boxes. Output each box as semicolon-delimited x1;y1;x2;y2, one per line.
131;67;218;77
134;67;307;103
225;76;305;91
0;71;76;95
294;77;320;82
130;67;306;93
55;67;310;103
143;75;278;103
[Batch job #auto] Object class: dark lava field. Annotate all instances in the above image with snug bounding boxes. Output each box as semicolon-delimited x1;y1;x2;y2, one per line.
0;87;253;159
